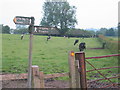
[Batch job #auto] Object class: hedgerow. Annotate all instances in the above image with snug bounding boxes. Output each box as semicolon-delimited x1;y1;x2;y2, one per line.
98;35;118;53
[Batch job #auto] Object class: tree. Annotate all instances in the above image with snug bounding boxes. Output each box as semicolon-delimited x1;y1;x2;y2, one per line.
40;1;77;35
114;29;118;36
96;28;107;35
14;25;28;34
16;25;27;29
65;29;93;37
2;25;10;34
88;30;96;36
105;28;115;36
14;28;28;34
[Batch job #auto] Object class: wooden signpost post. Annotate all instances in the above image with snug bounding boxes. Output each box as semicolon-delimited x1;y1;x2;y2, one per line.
13;16;34;88
13;16;59;88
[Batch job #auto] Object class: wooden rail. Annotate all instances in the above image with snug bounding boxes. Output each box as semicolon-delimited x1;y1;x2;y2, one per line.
1;73;27;81
0;72;69;81
44;72;69;79
31;66;70;88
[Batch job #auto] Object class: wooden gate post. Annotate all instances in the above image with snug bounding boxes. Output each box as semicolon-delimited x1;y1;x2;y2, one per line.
68;51;76;88
75;52;87;89
32;65;41;88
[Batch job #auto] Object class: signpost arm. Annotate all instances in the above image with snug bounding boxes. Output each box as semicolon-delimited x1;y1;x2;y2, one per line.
27;17;34;88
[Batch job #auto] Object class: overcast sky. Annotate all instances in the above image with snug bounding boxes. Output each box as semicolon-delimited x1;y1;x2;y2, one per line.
0;0;119;29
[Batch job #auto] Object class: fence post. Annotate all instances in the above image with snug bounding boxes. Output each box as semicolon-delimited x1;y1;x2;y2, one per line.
68;51;76;88
39;71;45;88
32;65;41;88
75;52;87;89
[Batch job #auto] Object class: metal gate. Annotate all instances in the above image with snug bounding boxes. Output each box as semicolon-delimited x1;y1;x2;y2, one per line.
75;52;120;89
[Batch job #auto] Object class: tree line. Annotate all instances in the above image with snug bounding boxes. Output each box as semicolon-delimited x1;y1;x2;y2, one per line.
96;28;118;36
1;24;95;37
2;24;118;38
1;24;28;34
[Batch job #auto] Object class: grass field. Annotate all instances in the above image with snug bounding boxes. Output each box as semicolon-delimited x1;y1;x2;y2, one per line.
2;34;119;81
106;36;118;41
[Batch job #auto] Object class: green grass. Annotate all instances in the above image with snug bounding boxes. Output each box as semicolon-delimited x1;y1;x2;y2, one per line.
106;36;118;41
2;34;119;82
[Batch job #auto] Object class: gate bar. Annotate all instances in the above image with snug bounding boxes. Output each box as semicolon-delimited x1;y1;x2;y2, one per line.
86;66;120;72
85;54;120;59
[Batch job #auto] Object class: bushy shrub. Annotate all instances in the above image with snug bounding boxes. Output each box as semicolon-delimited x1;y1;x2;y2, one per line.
98;35;118;53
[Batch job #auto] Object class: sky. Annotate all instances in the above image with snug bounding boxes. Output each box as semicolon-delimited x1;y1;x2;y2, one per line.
0;0;119;29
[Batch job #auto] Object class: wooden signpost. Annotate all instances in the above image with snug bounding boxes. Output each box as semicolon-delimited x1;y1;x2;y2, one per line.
13;16;34;88
13;16;58;88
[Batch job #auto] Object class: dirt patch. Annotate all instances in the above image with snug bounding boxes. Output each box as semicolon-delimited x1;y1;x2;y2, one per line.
1;79;119;88
2;80;27;88
1;74;119;88
45;80;69;88
1;79;69;88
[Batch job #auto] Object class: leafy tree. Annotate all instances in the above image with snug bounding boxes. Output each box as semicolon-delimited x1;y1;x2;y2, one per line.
14;25;28;34
40;1;77;35
96;28;107;35
88;30;96;36
105;28;115;36
118;22;120;37
2;25;10;34
65;29;93;37
0;24;3;33
14;28;28;34
114;28;118;36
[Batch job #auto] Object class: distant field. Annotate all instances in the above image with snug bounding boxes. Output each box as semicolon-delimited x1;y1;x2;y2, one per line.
2;34;118;81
